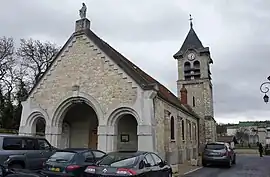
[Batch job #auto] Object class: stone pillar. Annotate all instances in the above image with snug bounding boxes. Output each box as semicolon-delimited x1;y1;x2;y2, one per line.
46;125;62;148
19;125;34;136
98;125;117;153
137;125;154;152
75;18;90;32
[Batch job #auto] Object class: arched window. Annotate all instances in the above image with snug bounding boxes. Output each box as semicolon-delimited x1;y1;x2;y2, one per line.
170;116;175;140
192;96;195;107
184;62;192;80
184;62;191;70
182;119;185;140
193;60;200;69
193;60;201;79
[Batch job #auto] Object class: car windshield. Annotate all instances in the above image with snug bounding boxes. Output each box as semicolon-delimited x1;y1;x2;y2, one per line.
205;144;225;150
49;151;76;162
98;153;137;167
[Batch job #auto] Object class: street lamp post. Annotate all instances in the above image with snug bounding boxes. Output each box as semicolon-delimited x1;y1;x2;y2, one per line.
260;76;270;103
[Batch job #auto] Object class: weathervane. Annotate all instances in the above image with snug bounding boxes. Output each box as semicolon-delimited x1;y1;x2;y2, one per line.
189;14;193;28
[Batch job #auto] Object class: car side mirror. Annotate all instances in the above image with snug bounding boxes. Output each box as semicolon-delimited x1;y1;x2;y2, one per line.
158;161;166;167
163;160;167;165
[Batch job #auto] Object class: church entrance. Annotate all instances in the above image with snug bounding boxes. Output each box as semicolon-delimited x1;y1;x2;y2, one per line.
33;117;46;137
60;101;98;149
116;114;138;151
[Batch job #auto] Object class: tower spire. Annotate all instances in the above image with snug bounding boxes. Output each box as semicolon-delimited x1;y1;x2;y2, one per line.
189;14;193;28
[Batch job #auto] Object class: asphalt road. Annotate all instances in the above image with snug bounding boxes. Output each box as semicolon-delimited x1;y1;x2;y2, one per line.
183;155;270;177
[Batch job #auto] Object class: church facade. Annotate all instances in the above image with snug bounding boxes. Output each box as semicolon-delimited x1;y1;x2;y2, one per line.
19;14;216;166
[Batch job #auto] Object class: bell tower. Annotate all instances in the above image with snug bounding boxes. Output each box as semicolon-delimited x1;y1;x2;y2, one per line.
173;15;214;145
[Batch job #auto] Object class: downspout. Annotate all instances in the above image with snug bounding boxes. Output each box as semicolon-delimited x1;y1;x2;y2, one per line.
197;117;200;156
152;97;156;153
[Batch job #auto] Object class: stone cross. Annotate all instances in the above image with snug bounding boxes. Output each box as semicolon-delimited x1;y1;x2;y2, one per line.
79;3;87;19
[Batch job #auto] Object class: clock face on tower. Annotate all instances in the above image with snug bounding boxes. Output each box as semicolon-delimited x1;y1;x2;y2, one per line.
187;52;196;61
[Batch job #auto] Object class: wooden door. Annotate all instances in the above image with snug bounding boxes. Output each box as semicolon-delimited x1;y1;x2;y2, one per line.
88;129;98;149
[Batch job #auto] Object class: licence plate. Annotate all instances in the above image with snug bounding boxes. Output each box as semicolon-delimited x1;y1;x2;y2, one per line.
49;167;60;172
210;152;219;155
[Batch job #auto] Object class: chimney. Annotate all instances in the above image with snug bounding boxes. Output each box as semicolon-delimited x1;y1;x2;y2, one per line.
180;85;188;105
75;18;91;32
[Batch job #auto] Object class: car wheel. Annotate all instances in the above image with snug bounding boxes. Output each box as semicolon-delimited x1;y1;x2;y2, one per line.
9;163;23;169
232;155;236;164
168;172;172;177
227;158;232;168
202;160;207;167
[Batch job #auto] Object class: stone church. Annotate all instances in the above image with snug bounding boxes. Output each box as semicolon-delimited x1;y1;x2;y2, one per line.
19;11;216;165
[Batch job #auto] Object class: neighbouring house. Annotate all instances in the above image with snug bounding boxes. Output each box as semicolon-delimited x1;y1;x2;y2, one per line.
18;9;217;169
227;121;270;146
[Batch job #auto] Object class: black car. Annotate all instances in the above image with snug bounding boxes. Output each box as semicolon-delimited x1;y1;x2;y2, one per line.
0;165;46;177
41;148;106;177
84;151;172;177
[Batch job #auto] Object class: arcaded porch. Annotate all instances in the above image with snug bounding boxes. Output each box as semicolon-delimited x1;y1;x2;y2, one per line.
19;96;155;153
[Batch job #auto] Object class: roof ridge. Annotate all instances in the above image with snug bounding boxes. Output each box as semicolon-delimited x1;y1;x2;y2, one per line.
27;28;199;119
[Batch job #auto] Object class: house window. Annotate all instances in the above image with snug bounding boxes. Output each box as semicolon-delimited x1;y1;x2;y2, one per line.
193;123;196;140
181;119;185;140
192;96;195;107
170;116;175;140
189;122;192;140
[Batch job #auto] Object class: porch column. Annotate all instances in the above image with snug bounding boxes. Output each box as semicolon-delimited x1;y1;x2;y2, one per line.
98;125;117;153
19;125;33;136
46;125;62;148
137;125;154;152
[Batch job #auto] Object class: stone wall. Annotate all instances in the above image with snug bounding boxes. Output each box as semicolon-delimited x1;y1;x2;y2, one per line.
205;118;217;143
153;97;198;166
28;33;140;119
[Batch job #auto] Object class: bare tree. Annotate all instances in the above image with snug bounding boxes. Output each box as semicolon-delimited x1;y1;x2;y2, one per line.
0;37;14;81
235;128;250;146
16;39;59;86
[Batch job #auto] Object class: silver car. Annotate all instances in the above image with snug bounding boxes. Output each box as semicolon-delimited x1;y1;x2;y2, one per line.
202;142;236;167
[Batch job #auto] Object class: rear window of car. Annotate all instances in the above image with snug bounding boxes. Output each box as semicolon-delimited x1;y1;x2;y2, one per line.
98;153;138;167
48;151;76;162
205;144;225;150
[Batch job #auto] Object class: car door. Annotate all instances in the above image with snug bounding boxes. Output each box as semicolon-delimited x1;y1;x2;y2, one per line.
151;153;169;177
37;138;54;165
91;150;106;162
23;138;42;170
144;153;157;177
82;151;96;166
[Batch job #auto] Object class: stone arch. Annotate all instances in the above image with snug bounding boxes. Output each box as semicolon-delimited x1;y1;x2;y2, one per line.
51;92;103;127
26;111;46;136
25;107;49;127
107;106;140;126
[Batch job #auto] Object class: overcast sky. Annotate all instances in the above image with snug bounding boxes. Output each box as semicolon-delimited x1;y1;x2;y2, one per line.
1;0;270;124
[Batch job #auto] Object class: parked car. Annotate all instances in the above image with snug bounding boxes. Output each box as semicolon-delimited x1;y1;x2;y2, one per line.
84;151;172;177
41;148;106;177
0;134;57;170
202;142;236;167
0;164;46;177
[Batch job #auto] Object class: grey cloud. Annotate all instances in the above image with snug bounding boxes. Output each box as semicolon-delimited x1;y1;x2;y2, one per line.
1;0;270;123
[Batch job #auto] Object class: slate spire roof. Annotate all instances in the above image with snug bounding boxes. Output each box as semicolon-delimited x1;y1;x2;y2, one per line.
173;18;209;59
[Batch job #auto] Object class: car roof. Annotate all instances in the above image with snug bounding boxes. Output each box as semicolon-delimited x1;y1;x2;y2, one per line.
60;148;92;153
0;134;44;139
207;142;226;145
108;151;148;156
